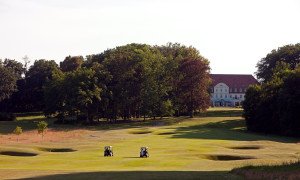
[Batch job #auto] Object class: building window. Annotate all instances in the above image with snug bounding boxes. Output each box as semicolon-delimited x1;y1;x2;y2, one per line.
225;95;227;98
225;89;227;92
216;89;218;92
235;95;237;99
221;94;223;98
240;95;242;98
221;89;222;92
230;95;232;98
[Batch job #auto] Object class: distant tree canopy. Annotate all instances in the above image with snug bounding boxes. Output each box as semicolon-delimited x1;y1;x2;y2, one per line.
244;43;300;137
60;56;84;72
0;61;18;102
0;43;211;122
256;43;300;82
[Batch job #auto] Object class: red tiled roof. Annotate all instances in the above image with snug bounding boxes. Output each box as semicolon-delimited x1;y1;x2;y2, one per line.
210;74;258;89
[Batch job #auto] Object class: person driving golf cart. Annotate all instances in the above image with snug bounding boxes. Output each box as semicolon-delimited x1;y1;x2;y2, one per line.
104;146;113;156
140;147;149;158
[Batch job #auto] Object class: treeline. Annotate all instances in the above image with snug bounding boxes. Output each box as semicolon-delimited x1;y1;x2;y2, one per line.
0;43;211;123
243;43;300;137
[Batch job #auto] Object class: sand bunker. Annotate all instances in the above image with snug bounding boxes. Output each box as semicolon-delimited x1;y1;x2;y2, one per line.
37;147;76;152
204;154;255;161
0;151;38;157
230;146;262;150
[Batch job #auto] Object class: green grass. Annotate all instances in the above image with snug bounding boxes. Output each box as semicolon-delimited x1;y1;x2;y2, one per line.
0;107;299;179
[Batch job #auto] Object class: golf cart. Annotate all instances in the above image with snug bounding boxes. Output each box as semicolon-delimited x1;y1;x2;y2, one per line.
104;146;113;156
140;147;149;158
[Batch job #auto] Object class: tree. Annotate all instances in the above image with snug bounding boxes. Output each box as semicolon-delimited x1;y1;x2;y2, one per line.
243;65;300;136
0;65;18;102
140;47;173;119
177;58;211;117
60;56;84;72
45;67;105;123
276;67;300;136
65;68;103;123
37;121;48;139
44;69;66;118
3;59;25;79
256;43;300;82
13;126;23;141
25;59;60;111
156;43;208;116
101;44;155;120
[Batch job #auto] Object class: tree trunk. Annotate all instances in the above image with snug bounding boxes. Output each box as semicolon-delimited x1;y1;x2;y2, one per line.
189;90;194;118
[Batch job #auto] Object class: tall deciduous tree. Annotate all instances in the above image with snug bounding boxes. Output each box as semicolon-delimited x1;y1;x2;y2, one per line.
0;64;18;102
25;59;59;111
60;56;84;72
3;59;25;79
256;43;300;82
177;58;211;117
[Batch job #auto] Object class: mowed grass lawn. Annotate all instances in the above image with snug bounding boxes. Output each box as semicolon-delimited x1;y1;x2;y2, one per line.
0;108;299;179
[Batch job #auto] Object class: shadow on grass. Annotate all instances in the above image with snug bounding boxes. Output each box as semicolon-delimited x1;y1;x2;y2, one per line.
21;171;242;180
0;118;51;135
0;108;243;135
171;119;299;143
0;115;188;135
231;160;300;179
197;110;243;117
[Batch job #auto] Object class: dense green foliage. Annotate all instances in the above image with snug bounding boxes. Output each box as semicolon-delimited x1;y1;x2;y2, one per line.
60;56;84;72
0;43;211;122
13;126;23;141
37;121;48;138
0;60;19;102
244;44;300;137
256;43;300;82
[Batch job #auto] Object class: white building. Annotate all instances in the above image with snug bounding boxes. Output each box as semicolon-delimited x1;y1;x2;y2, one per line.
210;74;258;107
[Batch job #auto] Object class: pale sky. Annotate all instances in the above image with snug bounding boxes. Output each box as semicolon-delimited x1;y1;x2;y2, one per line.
0;0;299;75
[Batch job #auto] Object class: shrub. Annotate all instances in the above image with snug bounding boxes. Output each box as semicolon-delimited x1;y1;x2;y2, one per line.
37;121;48;139
13;126;22;141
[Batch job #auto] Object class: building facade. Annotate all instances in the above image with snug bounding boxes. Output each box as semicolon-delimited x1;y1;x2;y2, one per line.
210;74;258;107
